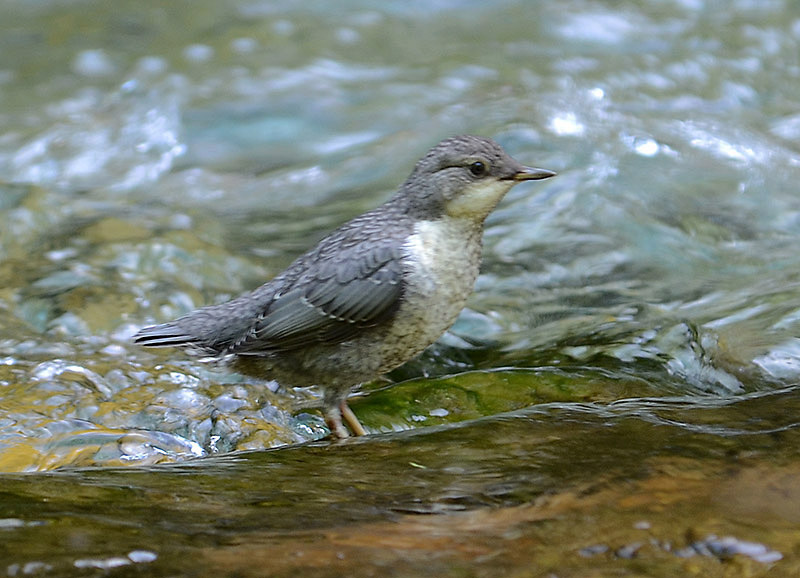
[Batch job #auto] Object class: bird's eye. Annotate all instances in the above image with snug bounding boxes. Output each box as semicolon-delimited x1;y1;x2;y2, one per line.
469;161;488;177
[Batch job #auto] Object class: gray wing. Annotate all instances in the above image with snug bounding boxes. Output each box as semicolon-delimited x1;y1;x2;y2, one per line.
230;244;405;353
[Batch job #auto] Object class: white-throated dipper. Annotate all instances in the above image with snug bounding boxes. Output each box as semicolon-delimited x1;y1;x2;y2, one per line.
134;135;556;438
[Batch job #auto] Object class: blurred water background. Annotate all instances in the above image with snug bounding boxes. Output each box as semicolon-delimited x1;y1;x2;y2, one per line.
1;0;800;575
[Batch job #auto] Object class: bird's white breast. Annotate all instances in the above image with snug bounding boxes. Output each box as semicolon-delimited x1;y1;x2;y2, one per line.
404;218;482;296
386;217;483;352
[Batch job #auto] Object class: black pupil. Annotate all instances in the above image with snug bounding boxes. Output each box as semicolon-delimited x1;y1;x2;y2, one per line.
469;161;486;176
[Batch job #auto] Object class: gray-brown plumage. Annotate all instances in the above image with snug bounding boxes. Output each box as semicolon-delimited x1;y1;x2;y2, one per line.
134;135;555;438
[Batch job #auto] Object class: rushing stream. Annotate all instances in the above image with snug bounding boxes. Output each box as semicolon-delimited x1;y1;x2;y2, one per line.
1;0;800;576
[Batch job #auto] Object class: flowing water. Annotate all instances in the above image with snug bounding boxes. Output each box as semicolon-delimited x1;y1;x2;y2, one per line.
1;0;800;575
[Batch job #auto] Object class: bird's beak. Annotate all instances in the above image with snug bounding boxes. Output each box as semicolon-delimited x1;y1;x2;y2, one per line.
512;166;557;181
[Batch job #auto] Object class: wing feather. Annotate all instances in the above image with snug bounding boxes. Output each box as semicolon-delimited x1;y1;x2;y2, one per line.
231;244;405;353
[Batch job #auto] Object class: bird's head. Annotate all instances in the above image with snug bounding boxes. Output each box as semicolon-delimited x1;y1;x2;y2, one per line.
397;135;555;222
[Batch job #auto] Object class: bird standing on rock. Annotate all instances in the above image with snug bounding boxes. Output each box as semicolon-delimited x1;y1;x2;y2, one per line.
134;135;556;438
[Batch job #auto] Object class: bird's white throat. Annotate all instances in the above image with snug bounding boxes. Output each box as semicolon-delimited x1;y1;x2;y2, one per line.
444;178;515;220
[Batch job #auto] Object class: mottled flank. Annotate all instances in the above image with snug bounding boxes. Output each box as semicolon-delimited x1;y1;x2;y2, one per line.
134;135;555;437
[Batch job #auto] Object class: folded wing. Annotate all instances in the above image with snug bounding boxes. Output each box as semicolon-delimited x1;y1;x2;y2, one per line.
231;244;405;353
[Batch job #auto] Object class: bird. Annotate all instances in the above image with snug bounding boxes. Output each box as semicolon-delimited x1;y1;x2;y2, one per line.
133;135;556;439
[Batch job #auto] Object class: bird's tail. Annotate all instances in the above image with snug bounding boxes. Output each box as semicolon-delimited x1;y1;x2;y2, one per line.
133;322;199;348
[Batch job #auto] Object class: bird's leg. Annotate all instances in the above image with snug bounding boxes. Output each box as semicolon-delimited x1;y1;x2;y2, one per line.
323;403;350;439
340;401;366;436
322;389;367;438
